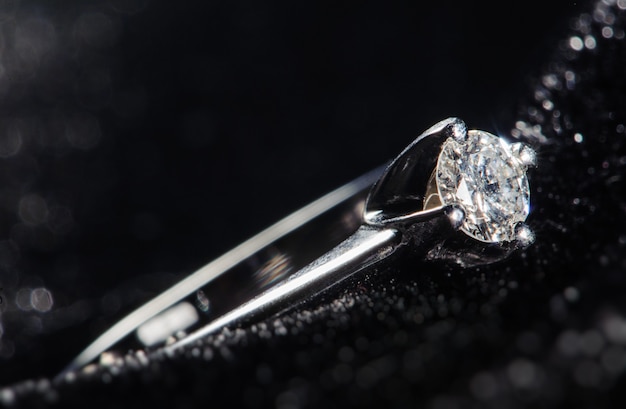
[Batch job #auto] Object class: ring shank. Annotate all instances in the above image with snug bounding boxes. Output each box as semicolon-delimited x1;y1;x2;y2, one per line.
64;166;386;373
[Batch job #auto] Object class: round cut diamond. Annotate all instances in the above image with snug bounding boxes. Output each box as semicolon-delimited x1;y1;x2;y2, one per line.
436;130;530;243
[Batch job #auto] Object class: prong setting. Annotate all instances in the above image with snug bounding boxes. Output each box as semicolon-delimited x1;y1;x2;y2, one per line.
514;223;535;248
436;130;531;244
451;119;467;141
510;142;537;168
445;205;466;230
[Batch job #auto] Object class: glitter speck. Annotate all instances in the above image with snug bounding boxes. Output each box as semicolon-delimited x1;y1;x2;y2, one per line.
584;35;597;49
574;133;584;143
569;36;584;51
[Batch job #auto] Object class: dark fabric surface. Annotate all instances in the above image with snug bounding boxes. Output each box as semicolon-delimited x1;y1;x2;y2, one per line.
2;0;626;407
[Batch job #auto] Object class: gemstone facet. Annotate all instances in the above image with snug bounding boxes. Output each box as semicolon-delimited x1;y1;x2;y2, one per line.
436;130;530;243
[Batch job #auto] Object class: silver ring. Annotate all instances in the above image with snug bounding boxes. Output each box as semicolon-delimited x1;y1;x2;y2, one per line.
59;117;536;379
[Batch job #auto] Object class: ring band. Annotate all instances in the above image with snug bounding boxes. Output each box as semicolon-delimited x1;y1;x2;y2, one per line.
60;117;536;378
61;165;384;376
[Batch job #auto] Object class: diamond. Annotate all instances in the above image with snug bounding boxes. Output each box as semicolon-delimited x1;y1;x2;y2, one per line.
436;130;530;243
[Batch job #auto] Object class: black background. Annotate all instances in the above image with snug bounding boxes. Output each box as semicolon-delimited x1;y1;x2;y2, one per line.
7;0;626;408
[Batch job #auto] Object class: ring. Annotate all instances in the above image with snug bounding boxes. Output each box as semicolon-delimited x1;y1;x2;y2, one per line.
59;117;536;379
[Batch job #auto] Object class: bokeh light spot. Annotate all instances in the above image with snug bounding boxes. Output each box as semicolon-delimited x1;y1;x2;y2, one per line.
30;287;53;312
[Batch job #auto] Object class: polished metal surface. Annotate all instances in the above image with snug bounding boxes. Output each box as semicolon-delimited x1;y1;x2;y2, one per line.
62;165;384;376
61;117;535;379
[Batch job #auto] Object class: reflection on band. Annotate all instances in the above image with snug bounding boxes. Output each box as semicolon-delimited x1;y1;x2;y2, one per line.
253;251;293;290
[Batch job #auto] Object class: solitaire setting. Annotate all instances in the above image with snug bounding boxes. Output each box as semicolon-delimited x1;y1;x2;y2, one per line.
63;118;537;377
365;118;536;265
436;130;533;243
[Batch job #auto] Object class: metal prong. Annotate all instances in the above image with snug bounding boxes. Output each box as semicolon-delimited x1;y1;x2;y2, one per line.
445;205;465;230
510;142;537;168
451;119;467;141
514;223;535;248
